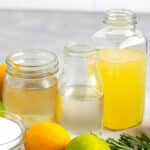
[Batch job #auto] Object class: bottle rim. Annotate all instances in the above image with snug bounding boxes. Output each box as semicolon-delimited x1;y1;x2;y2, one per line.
64;44;99;58
103;9;137;26
6;49;59;78
0;111;25;148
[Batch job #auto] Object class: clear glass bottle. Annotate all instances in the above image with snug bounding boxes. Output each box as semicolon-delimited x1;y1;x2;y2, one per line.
92;9;147;130
0;111;25;150
56;44;103;135
3;49;58;127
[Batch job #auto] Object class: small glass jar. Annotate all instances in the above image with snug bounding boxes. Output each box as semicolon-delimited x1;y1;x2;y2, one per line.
0;111;25;150
3;49;58;127
92;9;147;130
56;44;103;135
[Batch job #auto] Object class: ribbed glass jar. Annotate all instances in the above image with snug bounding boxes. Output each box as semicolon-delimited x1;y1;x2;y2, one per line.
3;49;59;127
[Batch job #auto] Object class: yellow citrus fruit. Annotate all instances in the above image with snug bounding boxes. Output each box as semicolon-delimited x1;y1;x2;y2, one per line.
0;64;6;99
25;122;70;150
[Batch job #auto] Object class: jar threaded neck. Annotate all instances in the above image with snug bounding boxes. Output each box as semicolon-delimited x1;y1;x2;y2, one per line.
6;49;58;78
103;9;137;26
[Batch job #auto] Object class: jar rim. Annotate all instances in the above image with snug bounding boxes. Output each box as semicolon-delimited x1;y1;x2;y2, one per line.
64;44;99;58
6;49;59;78
103;9;137;25
0;111;25;147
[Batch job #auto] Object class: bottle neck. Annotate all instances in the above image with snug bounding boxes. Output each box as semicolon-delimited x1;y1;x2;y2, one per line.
103;9;137;31
64;44;99;64
105;24;136;31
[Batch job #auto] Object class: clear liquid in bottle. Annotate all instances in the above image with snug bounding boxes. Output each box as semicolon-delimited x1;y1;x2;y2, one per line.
57;85;103;135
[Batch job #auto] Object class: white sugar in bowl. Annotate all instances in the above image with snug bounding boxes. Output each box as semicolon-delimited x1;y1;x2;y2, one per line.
0;111;25;150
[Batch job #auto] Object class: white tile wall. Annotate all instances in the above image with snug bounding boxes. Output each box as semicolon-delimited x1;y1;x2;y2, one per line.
0;0;149;13
94;0;150;13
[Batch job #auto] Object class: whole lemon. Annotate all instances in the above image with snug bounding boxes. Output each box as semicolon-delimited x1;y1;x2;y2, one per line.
25;122;70;150
66;134;110;150
0;63;6;100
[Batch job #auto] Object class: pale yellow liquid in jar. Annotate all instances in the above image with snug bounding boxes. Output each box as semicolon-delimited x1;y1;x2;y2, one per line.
3;79;57;127
97;48;147;130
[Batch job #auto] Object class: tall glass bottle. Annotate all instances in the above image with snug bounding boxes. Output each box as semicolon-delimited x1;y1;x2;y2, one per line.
56;44;103;135
92;9;147;130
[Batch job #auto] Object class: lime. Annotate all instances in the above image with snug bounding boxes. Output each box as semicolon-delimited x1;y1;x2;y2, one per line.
0;101;5;111
66;134;110;150
0;101;5;116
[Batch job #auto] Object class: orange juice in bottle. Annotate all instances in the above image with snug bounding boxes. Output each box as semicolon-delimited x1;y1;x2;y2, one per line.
97;48;147;129
92;9;147;130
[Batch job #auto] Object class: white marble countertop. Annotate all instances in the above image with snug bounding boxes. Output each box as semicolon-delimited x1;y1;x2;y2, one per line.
0;10;149;138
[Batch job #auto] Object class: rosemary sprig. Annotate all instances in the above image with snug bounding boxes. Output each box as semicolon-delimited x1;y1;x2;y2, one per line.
107;138;133;150
107;132;150;150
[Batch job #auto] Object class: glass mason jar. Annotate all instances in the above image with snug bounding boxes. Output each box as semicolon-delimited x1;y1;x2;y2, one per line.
3;49;58;127
0;111;25;150
56;44;103;135
92;9;148;130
